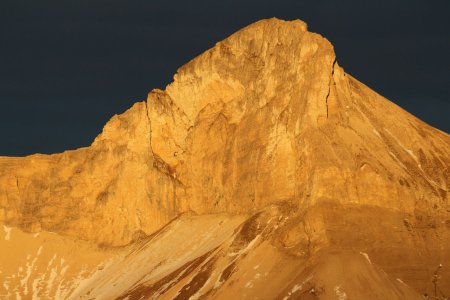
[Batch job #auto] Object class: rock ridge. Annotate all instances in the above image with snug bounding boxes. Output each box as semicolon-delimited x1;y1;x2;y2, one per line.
0;18;448;249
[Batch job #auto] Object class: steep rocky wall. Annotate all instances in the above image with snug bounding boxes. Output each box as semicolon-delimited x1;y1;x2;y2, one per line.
149;18;449;217
0;18;449;247
0;102;186;245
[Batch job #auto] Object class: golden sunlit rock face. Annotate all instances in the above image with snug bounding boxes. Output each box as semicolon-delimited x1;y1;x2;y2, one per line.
0;18;449;299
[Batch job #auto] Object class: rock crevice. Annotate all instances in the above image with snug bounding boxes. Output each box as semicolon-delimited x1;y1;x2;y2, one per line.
0;18;448;248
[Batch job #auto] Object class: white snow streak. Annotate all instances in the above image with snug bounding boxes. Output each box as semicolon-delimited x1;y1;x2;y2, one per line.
359;252;372;264
283;276;312;300
372;129;381;138
334;285;348;300
3;225;12;240
384;128;418;163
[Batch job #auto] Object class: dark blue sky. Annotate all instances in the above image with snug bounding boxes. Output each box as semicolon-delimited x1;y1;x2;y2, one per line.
1;0;449;156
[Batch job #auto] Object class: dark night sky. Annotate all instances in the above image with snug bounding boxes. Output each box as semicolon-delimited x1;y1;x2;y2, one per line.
1;0;449;156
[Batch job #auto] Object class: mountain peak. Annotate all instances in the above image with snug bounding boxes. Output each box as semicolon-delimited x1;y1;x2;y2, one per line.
1;18;448;245
0;18;449;298
162;18;335;129
230;17;308;35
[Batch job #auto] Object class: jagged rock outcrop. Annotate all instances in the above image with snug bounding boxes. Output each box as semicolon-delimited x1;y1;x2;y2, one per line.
0;18;449;298
0;102;185;244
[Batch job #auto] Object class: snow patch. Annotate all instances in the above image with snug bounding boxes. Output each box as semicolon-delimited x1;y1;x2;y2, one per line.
372;129;381;138
291;283;303;294
359;252;371;264
3;280;11;297
384;128;418;162
213;277;224;289
228;235;261;257
15;291;22;300
45;254;58;295
188;275;212;300
388;151;407;169
31;276;41;300
3;225;12;240
20;247;43;296
53;265;69;299
282;276;312;300
334;285;348;300
244;273;262;289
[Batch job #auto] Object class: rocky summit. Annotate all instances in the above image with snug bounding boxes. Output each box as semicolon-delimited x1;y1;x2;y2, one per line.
0;18;449;299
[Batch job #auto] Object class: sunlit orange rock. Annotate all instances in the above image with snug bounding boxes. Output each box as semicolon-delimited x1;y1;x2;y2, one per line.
0;18;449;299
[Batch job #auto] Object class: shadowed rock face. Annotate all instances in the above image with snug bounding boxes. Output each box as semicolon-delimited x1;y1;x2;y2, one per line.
0;18;449;298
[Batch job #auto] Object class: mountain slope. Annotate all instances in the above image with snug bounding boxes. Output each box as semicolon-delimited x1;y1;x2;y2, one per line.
0;18;449;298
1;210;424;299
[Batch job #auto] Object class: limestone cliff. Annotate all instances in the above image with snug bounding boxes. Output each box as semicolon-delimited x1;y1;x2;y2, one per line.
0;18;449;298
1;18;448;245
